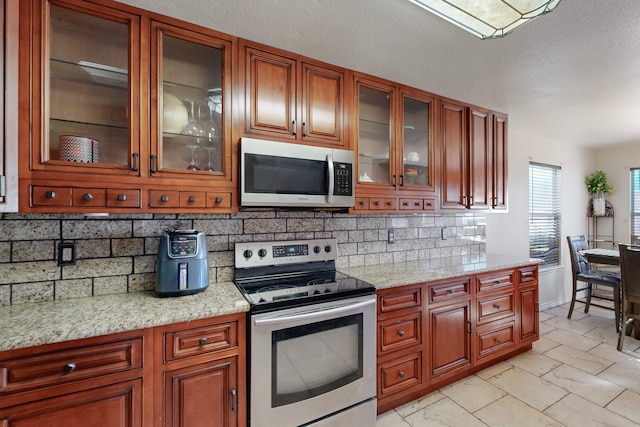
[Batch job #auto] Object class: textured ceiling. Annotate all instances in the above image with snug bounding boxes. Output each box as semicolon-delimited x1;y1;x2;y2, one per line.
119;0;640;148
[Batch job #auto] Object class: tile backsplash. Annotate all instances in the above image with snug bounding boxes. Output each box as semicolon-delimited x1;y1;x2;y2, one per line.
0;211;486;306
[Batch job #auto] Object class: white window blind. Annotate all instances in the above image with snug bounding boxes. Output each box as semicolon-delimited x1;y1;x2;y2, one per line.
529;162;561;267
631;168;640;245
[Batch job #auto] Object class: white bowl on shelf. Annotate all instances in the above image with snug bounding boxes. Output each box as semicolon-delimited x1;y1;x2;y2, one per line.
163;93;188;134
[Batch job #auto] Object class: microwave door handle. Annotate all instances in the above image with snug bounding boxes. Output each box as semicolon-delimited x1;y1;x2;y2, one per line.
326;154;334;203
253;298;375;326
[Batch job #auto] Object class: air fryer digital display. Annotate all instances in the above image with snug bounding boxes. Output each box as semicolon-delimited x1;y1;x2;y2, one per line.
169;235;197;257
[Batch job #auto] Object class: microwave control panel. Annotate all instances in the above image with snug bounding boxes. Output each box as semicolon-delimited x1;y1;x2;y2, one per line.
334;162;353;196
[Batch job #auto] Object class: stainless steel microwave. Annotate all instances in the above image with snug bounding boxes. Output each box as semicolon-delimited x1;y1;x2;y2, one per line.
240;138;355;208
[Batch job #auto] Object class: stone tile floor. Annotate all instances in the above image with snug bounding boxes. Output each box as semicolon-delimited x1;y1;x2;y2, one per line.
376;303;640;427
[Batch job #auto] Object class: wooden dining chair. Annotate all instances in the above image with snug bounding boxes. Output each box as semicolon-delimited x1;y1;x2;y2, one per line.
566;235;622;331
617;244;640;351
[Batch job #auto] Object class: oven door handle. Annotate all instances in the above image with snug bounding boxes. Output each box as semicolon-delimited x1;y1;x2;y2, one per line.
253;298;375;326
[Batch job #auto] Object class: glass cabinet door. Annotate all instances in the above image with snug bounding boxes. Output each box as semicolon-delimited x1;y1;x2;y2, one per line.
47;3;135;169
401;92;433;188
356;81;393;185
151;23;230;177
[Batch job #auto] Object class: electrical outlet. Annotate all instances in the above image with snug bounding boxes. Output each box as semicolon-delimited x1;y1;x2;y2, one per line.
57;241;77;266
441;227;447;240
388;229;395;244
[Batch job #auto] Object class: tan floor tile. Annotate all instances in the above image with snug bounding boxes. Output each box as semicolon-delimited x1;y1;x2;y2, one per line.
543;328;601;352
545;393;640;427
532;336;561;354
539;322;557;335
475;361;512;380
584;304;616;319
542;364;625;407
394;390;446;418
376;409;411;427
589;342;640;364
583;326;620;346
544;306;576;318
403;398;486;427
580;313;618;330
599;361;640;394
544;344;614;375
507;351;563;376
474;395;564;427
544;315;597;334
488;366;567;411
539;311;555;322
607;389;640;424
440;375;506;412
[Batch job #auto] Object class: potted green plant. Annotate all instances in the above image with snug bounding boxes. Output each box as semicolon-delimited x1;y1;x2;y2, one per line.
585;170;612;216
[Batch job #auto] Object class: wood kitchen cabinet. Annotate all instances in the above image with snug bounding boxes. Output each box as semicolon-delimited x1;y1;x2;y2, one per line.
353;73;438;214
154;313;246;427
0;329;152;426
18;0;237;213
440;97;507;211
239;39;348;147
375;264;539;414
0;0;18;212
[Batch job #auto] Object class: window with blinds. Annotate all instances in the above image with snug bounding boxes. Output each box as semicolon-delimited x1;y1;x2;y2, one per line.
631;168;640;245
529;162;561;267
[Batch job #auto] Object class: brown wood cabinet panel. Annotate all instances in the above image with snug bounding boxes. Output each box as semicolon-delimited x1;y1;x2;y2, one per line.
301;62;344;144
519;265;538;284
428;277;471;304
353;197;370;210
475;269;515;293
519;283;539;344
163;357;237;427
378;312;422;355
0;339;142;395
492;111;508;210
399;198;423;210
164;321;238;362
377;351;422;398
107;189;140;208
149;190;180;208
440;100;467;210
468;106;491;210
476;291;515;325
429;300;472;379
179;191;206;208
423;197;437;212
206;192;232;209
0;378;143;427
378;286;422;314
475;320;516;362
72;188;107;207
30;186;72;207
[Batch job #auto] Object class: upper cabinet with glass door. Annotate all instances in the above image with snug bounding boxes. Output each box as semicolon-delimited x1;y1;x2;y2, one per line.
32;0;140;174
150;21;233;181
400;88;436;192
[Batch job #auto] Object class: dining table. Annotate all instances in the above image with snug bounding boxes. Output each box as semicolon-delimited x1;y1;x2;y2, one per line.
579;247;640;339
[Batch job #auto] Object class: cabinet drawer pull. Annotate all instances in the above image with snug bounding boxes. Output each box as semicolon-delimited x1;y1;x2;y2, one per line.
398;330;405;337
494;304;501;310
403;201;409;206
188;195;196;202
414;202;421;206
63;363;76;373
426;202;433;206
495;338;502;344
82;193;93;201
117;194;127;201
132;152;139;172
387;201;393;206
448;289;455;293
398;371;405;378
375;201;380;206
45;191;56;199
160;195;169;202
215;197;223;203
360;200;366;206
199;337;208;345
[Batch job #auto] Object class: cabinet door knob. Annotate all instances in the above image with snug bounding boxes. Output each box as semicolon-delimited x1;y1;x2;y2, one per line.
494;304;501;310
117;194;127;201
188;195;196;202
495;338;502;344
45;191;56;199
199;337;208;345
398;330;405;337
375;201;380;206
403;201;409;206
63;362;76;373
398;371;405;378
160;195;169;202
215;197;223;203
82;193;93;201
360;200;366;206
387;201;393;206
415;202;421;206
426;202;433;206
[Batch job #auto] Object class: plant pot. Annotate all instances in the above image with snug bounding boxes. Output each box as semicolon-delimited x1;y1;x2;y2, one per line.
592;193;606;216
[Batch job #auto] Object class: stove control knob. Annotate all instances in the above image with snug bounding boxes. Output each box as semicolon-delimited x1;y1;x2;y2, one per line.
313;245;321;254
324;289;332;293
324;245;332;253
313;290;320;295
243;249;253;259
258;249;267;258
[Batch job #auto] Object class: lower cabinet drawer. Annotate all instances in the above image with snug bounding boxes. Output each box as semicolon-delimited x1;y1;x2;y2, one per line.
378;312;421;355
107;189;141;208
0;338;143;395
476;291;515;324
476;321;516;361
179;191;207;208
399;198;423;210
206;192;232;209
378;351;422;398
31;186;72;207
72;188;107;207
164;321;238;362
149;190;180;208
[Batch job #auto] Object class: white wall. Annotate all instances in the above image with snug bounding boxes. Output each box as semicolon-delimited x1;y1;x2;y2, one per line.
486;127;593;310
592;142;640;245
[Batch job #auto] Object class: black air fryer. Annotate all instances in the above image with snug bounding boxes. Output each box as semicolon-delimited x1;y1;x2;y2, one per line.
156;229;209;297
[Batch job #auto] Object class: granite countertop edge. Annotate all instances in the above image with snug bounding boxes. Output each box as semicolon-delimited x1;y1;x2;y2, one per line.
0;254;540;353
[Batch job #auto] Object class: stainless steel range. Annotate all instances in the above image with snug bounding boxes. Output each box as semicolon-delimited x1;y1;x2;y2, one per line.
235;238;377;427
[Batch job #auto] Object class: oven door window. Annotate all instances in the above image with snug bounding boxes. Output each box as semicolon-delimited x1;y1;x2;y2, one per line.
271;313;363;407
245;153;328;195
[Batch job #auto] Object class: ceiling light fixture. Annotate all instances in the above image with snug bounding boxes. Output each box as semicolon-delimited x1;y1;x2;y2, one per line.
407;0;562;39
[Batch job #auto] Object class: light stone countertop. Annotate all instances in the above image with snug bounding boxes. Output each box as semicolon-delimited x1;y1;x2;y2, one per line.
0;282;249;352
0;254;540;353
340;253;542;289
